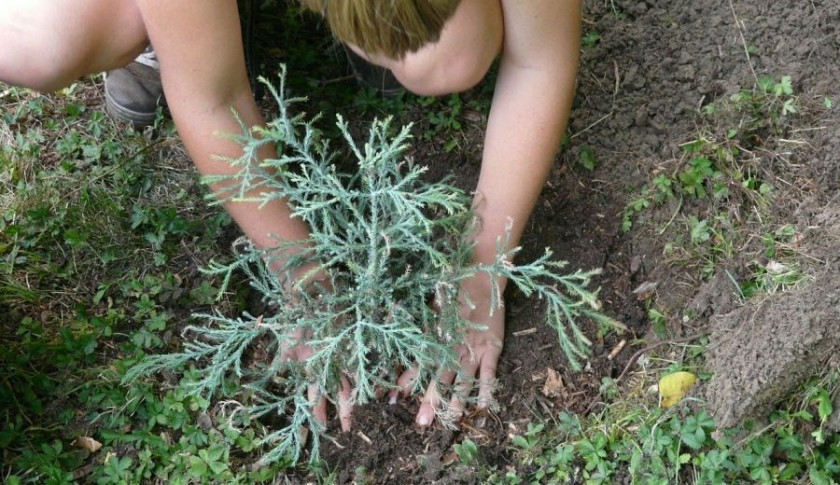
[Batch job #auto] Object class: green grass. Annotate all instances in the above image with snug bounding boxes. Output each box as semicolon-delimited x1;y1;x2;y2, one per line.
0;81;278;484
622;74;810;287
499;375;840;484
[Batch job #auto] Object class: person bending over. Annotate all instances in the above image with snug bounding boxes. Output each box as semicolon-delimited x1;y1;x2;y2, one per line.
0;0;582;430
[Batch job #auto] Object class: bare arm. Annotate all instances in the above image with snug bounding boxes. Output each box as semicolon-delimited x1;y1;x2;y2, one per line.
410;0;583;425
134;0;353;429
134;0;310;250
474;0;582;265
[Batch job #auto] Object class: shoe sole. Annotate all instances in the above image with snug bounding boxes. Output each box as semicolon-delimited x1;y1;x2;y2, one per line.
104;88;158;127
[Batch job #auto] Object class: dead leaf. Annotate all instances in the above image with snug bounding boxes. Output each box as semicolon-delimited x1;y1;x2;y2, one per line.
542;368;565;399
658;371;697;408
74;436;102;453
632;281;659;300
441;451;458;466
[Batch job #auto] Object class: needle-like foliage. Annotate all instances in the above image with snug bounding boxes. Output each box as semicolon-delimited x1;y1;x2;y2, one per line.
124;66;619;464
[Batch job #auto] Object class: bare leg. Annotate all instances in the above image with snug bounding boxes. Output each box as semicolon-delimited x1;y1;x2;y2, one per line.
0;0;148;92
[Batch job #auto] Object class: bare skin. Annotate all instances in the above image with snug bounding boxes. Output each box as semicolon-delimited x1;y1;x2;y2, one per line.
0;0;581;430
380;0;583;426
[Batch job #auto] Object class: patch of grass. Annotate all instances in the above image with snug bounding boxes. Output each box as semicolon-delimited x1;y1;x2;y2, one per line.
622;74;812;289
509;73;840;485
0;80;276;483
418;93;465;152
479;361;840;484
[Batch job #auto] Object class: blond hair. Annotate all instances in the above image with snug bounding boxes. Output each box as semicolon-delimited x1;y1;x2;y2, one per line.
299;0;461;60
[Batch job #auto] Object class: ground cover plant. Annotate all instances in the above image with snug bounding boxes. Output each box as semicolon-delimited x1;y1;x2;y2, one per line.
3;0;840;483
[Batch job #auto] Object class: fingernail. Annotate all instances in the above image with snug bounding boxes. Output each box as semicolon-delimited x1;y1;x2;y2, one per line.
389;393;397;405
417;414;431;427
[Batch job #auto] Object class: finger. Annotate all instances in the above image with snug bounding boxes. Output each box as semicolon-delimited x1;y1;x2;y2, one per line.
374;369;392;401
416;369;456;427
279;328;303;356
416;380;440;427
449;353;480;418
391;364;419;404
477;347;503;408
308;383;328;427
338;374;353;432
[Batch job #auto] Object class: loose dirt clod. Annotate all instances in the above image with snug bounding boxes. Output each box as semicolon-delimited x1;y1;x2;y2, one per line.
705;207;840;427
705;267;840;426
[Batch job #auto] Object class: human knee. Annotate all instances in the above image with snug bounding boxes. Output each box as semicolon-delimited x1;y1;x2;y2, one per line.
15;63;81;93
0;40;86;92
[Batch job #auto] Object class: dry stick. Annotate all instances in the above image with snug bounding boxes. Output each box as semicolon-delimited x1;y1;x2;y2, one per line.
728;0;760;87
570;60;620;140
658;196;684;235
569;113;612;140
356;431;373;445
582;333;707;415
513;327;537;337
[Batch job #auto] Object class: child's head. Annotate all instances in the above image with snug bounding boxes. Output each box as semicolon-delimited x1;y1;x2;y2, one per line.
299;0;461;60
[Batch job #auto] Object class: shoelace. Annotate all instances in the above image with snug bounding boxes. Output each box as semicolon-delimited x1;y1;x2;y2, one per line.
134;46;159;71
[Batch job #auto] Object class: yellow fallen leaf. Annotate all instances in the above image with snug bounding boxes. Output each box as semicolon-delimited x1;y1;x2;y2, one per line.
74;436;102;452
658;371;697;408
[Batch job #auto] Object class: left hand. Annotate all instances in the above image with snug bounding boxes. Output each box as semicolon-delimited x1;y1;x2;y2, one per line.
393;274;505;427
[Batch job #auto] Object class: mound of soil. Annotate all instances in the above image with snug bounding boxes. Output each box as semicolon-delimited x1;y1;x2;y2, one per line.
281;0;840;481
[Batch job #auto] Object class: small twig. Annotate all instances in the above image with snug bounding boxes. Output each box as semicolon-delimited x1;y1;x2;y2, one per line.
318;74;356;86
570;112;613;140
570;61;620;141
613;59;621;101
777;138;808;145
356;431;373;445
607;339;627;360
727;0;759;87
658;196;684;235
513;328;537;337
615;333;707;385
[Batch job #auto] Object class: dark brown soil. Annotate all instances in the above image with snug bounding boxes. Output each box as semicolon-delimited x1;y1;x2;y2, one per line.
270;0;840;482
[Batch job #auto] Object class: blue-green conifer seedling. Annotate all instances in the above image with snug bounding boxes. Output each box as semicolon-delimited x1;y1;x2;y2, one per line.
125;65;621;464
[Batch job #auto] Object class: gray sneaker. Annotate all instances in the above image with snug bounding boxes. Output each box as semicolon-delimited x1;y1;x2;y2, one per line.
104;48;164;127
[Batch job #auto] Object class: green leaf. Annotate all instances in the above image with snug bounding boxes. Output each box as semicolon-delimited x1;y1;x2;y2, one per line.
689;217;710;244
579;146;597;171
511;435;530;449
581;31;601;46
782;98;797;115
757;76;775;93
816;389;833;421
679;424;705;450
189;456;208;476
809;467;832;485
778;75;794;95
